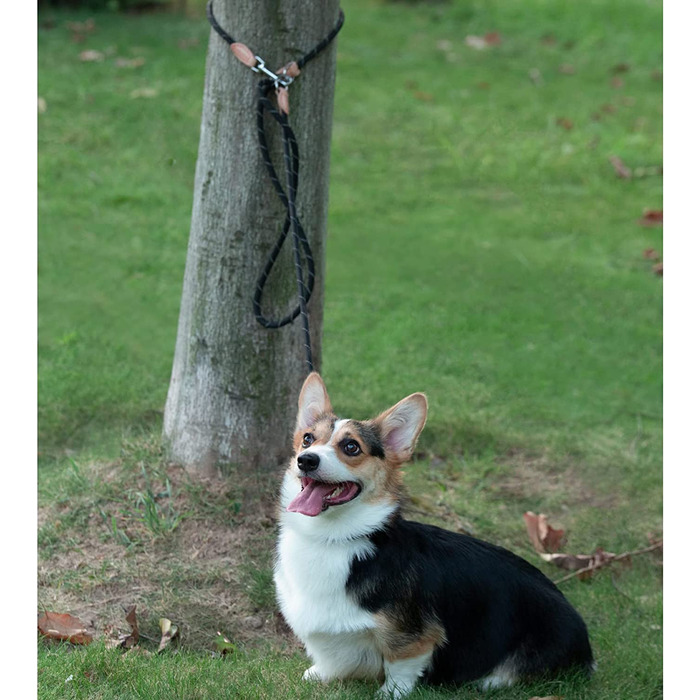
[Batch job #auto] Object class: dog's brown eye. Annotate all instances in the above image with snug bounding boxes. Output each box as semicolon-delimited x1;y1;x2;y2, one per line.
342;440;361;457
302;433;314;448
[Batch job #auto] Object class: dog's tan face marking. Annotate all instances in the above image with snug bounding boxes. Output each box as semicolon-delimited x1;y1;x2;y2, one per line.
292;413;336;454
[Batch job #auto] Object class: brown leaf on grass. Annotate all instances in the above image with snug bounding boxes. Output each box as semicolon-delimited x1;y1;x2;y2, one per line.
643;248;660;261
465;32;502;50
652;262;663;277
541;548;616;579
465;35;488;50
413;91;434;102
540;34;557;46
612;62;631;74
638;210;663;226
558;64;576;75
130;88;158;99
523;512;566;553
529;68;544;85
80;49;104;62
556;117;574;130
178;37;200;50
105;606;140;649
610;76;625;89
38;612;93;645
67;19;96;34
68;19;96;43
123;605;139;648
157;618;179;653
115;57;146;69
609;155;632;179
647;532;663;551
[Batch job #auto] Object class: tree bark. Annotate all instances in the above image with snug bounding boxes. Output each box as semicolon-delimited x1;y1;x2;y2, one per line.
164;0;339;477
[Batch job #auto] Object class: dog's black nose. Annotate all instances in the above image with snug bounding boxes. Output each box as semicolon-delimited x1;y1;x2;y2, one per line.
297;452;320;473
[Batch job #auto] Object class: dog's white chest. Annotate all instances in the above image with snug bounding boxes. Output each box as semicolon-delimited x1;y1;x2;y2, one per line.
274;526;376;640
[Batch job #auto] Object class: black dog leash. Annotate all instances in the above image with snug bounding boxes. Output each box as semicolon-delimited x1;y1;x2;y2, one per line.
206;0;345;373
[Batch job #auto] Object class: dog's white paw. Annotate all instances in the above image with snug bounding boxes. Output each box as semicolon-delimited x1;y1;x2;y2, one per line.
302;665;324;682
376;681;411;699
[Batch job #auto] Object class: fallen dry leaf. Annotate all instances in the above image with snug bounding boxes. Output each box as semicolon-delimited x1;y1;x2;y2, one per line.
610;76;625;89
465;32;501;50
130;88;158;99
105;606;140;649
529;68;544;85
157;618;179;653
556;117;574;130
523;512;566;554
558;64;576;75
540;34;557;46
612;62;631;74
647;532;663;550
643;248;660;261
38;612;93;645
115;57;145;69
465;35;488;50
541;548;616;579
67;19;96;35
413;91;434;102
123;605;139;648
178;37;200;50
652;262;663;277
638;209;663;226
609;155;631;179
80;49;104;62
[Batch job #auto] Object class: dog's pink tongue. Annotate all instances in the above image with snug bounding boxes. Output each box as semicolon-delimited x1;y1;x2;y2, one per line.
287;481;338;517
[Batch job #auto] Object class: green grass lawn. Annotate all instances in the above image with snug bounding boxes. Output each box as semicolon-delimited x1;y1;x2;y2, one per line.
38;0;662;697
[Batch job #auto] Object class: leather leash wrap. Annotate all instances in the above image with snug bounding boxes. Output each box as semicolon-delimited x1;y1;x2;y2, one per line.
206;0;345;373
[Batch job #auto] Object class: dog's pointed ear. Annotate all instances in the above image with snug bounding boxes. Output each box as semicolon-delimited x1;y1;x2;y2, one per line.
375;393;428;464
296;372;333;431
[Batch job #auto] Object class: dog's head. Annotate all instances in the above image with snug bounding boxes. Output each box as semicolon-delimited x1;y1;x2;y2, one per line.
281;373;427;531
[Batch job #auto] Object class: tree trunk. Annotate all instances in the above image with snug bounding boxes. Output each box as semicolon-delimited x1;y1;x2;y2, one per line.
164;0;339;477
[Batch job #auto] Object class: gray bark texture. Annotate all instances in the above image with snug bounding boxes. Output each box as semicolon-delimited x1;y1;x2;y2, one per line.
164;0;340;476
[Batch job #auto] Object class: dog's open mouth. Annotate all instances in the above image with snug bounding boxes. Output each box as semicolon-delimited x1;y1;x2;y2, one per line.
286;477;361;517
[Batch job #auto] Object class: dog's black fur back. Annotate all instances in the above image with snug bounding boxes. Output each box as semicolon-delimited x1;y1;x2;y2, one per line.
347;516;594;685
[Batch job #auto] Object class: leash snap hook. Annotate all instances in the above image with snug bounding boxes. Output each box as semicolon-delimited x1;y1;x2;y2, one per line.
275;68;294;89
252;55;278;80
253;56;295;89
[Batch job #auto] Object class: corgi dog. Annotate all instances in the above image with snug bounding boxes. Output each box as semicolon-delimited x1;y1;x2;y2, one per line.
274;373;594;697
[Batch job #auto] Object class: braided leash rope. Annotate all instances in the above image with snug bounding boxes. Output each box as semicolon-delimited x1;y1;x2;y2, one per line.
206;0;345;373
